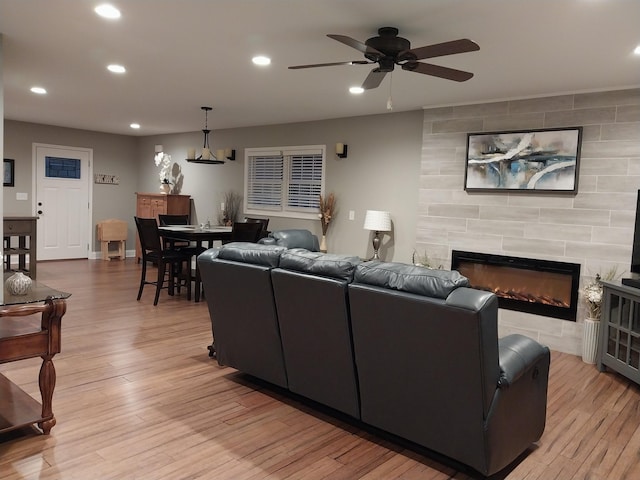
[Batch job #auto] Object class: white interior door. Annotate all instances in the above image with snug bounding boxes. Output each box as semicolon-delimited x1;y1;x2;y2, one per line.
34;144;92;261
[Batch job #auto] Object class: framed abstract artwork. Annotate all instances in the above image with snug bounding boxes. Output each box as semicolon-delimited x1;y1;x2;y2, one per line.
464;127;582;193
3;159;15;187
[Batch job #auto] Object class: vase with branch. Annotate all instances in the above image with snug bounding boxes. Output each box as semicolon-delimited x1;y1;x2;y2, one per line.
581;266;620;364
318;193;335;253
218;191;242;226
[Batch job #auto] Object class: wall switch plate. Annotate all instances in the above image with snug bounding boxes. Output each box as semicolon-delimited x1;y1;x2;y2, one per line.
16;192;28;201
349;210;355;221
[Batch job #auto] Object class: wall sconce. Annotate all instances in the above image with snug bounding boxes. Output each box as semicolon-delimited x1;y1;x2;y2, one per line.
363;210;392;260
154;144;166;165
336;143;348;158
216;148;236;161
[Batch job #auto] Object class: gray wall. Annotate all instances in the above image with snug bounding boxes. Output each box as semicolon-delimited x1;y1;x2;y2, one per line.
4;110;423;262
137;110;423;261
3;121;139;251
417;88;640;354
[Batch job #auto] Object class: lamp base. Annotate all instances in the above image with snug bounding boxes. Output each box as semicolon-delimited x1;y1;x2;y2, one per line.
371;231;381;261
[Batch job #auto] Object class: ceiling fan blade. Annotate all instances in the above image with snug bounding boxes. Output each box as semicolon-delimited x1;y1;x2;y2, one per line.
289;60;371;69
327;34;384;56
402;62;474;82
403;39;480;61
362;69;387;90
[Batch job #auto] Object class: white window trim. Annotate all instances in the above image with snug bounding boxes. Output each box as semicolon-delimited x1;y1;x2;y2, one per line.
244;145;326;220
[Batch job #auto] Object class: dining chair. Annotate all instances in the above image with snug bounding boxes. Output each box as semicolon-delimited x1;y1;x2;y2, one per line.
229;222;265;243
244;217;270;239
134;216;192;305
158;214;190;249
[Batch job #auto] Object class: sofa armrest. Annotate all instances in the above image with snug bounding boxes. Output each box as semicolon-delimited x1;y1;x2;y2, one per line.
498;334;550;387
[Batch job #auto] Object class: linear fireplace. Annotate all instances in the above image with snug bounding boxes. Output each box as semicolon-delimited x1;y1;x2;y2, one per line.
451;250;581;321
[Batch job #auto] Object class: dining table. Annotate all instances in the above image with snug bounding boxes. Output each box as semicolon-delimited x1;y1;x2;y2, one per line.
158;225;232;302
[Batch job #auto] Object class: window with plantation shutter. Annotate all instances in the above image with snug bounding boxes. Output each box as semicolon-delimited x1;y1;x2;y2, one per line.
246;154;283;210
244;145;326;219
288;153;323;209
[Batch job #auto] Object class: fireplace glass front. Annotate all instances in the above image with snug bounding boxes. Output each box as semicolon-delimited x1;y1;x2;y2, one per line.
451;250;580;321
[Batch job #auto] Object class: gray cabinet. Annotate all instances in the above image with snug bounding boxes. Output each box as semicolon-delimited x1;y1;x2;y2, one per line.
597;281;640;385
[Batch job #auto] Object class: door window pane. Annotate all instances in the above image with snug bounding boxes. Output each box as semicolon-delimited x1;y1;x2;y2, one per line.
45;156;81;179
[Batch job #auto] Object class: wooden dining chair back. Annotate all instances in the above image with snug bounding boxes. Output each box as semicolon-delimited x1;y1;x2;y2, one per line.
244;217;270;239
134;216;192;305
158;214;191;249
158;214;190;226
229;222;265;243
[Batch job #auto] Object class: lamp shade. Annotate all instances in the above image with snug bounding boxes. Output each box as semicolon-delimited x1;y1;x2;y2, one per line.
363;210;391;231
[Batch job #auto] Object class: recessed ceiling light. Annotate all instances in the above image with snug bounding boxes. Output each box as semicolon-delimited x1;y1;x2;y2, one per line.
130;123;140;129
30;86;47;94
252;56;271;66
349;86;364;94
107;64;126;73
95;4;121;19
634;45;640;55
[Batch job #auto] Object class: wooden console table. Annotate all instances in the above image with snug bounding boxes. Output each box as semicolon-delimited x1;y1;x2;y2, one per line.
0;278;70;435
3;216;38;279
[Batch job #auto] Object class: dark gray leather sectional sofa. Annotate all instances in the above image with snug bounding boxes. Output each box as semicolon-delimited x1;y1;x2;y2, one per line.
197;243;551;477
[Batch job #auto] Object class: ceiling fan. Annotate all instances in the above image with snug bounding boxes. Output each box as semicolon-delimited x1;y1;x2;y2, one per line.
289;27;480;90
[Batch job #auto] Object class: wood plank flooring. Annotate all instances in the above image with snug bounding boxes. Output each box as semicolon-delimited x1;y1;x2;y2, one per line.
0;259;639;479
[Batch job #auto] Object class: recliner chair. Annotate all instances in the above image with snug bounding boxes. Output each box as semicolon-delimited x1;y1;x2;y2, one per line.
258;229;319;251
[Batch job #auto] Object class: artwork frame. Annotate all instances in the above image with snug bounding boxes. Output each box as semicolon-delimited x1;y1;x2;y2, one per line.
3;159;15;187
464;126;582;193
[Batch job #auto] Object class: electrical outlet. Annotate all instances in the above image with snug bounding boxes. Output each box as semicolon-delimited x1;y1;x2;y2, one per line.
348;210;355;221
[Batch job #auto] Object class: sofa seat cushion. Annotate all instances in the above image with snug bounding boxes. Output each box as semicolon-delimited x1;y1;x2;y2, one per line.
354;261;469;299
217;242;287;267
279;249;361;281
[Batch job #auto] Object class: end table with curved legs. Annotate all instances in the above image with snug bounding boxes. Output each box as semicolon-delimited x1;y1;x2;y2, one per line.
0;285;69;435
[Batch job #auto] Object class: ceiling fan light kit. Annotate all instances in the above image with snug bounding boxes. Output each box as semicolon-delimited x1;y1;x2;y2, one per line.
187;106;224;165
289;27;479;91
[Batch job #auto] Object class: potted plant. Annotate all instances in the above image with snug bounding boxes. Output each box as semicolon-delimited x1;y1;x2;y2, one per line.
581;267;620;364
155;152;173;194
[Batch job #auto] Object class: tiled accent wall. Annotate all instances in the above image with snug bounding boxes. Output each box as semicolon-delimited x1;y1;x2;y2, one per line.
418;88;640;355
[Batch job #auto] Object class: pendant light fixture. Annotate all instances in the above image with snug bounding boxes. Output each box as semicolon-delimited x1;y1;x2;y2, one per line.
187;106;224;164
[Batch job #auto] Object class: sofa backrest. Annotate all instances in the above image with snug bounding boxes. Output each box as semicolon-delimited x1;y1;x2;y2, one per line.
258;229;320;251
271;250;362;418
348;261;499;470
278;248;360;281
197;244;288;387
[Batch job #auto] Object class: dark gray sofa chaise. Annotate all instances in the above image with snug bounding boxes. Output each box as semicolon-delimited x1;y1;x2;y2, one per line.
197;243;551;477
348;261;550;476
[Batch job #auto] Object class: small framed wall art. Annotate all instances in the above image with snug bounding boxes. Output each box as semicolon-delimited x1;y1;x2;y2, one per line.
3;159;15;187
464;127;582;193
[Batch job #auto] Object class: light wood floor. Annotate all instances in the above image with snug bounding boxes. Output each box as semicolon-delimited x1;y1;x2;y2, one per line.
1;259;639;479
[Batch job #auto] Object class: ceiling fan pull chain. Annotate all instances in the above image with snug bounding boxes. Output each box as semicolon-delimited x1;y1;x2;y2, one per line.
387;72;393;111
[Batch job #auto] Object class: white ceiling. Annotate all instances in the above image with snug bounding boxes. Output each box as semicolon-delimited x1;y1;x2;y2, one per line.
1;0;639;136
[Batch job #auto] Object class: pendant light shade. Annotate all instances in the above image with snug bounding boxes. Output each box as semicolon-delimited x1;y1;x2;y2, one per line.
187;106;224;164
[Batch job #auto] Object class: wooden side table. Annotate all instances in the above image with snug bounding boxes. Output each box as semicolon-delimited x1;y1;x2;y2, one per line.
0;279;70;434
3;216;38;279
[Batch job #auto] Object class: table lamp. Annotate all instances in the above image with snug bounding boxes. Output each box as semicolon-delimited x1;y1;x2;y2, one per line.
363;210;392;260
